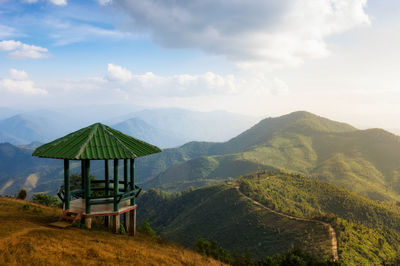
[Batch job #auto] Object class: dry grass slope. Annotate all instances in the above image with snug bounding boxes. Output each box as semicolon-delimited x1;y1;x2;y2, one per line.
0;197;224;266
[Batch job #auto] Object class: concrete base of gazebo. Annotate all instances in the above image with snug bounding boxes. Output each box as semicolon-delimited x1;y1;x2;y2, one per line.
69;198;135;216
63;199;137;235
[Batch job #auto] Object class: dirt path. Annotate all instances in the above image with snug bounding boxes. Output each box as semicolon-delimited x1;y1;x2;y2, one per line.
0;225;53;249
235;186;338;261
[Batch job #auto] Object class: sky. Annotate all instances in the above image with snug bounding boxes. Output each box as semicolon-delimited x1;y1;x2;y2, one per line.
0;0;400;131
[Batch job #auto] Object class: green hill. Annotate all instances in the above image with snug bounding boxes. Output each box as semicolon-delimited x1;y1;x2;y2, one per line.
138;111;400;201
238;171;400;231
138;183;334;260
238;171;400;265
138;171;400;265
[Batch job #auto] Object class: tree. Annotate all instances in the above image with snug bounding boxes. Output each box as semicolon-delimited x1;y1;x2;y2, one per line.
32;194;59;207
17;189;27;200
137;221;157;237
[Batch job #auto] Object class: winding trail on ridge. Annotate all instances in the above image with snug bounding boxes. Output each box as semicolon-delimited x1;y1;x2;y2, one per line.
235;185;339;261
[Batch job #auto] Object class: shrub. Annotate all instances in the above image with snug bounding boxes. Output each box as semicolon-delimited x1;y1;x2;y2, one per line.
120;224;126;235
32;194;59;207
256;248;339;266
137;220;157;237
17;189;27;200
194;238;233;264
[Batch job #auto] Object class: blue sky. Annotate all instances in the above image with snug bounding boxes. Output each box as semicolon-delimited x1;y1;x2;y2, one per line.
1;0;400;131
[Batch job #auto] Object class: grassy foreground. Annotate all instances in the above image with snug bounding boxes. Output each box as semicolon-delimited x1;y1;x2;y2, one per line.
0;197;224;266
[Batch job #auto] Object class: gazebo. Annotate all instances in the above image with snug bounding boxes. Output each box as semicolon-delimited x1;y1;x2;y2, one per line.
32;122;162;234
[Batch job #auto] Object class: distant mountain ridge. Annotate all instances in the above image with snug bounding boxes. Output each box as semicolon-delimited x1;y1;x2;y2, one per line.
0;113;72;145
136;111;400;201
0;143;61;196
129;108;258;143
112;117;183;148
0;107;258;148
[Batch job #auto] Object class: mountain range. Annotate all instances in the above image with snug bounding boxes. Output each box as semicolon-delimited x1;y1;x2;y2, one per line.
0;107;257;148
135;111;400;202
2;110;400;203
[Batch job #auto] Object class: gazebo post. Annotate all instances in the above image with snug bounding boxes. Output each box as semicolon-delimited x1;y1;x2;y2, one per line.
104;159;111;228
123;159;129;232
124;159;128;193
84;160;92;229
105;160;109;196
130;158;135;206
113;159;120;233
64;159;70;210
129;158;136;236
81;160;85;199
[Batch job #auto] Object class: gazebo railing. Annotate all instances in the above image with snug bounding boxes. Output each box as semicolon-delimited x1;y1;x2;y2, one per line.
57;179;142;212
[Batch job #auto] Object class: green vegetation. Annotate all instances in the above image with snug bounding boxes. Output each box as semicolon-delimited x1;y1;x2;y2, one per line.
334;218;400;265
16;189;27;200
138;184;333;260
256;248;339;266
32;194;59;207
143;154;274;192
195;238;233;264
238;171;400;264
238;171;400;231
138;170;400;265
137;221;157;237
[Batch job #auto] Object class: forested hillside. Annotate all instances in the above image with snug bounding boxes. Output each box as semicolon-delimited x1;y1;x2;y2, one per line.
138;171;400;265
138;183;333;260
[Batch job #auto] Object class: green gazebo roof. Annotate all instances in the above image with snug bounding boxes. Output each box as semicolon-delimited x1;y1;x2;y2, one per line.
32;123;162;160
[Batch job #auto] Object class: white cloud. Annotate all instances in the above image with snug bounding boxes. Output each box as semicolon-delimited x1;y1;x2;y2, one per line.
0;40;21;51
98;0;112;5
22;0;67;6
50;23;129;46
107;63;133;82
9;69;29;80
49;0;67;5
128;71;238;96
8;44;49;59
0;25;17;39
113;0;370;69
104;64;288;97
45;64;288;101
0;40;49;59
0;69;48;95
